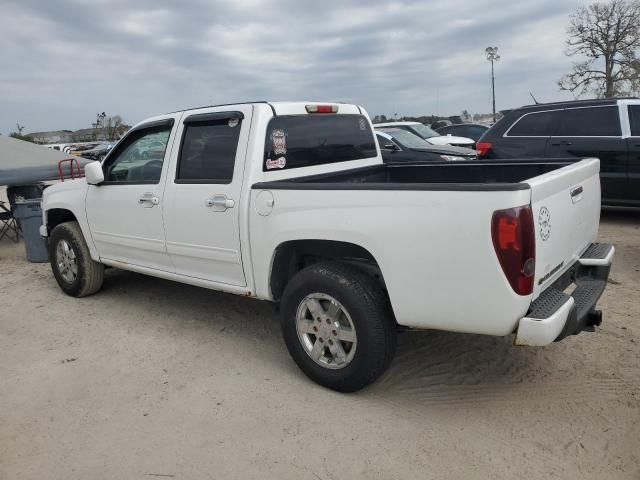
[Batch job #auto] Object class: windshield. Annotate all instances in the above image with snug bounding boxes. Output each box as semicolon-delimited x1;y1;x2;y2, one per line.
379;128;434;149
410;123;440;139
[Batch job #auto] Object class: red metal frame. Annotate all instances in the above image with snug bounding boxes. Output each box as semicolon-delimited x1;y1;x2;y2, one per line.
57;158;83;182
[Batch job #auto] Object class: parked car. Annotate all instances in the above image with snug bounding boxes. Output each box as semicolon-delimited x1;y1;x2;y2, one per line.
44;144;66;151
80;142;115;161
40;101;613;392
476;98;640;207
375;129;476;163
429;119;452;130
374;121;475;148
70;143;101;156
435;123;489;143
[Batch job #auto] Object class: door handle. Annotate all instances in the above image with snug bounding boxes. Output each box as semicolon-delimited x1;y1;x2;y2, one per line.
206;194;235;212
550;140;573;146
138;193;159;208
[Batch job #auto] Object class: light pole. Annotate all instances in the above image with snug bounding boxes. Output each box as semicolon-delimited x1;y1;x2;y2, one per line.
96;112;106;141
485;46;500;123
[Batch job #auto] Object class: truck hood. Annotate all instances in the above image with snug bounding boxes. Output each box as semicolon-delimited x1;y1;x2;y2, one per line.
43;177;88;202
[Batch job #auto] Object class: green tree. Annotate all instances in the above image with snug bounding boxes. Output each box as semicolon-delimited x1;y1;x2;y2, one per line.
9;133;36;143
9;123;35;142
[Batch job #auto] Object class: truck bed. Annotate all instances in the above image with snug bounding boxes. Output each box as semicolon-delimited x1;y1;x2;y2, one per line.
252;159;578;191
250;157;601;337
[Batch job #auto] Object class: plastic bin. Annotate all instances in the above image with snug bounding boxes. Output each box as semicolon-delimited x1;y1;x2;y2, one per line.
13;198;49;263
6;183;45;208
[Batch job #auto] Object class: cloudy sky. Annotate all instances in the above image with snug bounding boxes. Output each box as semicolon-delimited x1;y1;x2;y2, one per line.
0;0;591;135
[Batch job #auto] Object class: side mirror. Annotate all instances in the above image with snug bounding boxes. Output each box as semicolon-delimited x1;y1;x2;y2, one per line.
382;142;400;151
85;161;104;185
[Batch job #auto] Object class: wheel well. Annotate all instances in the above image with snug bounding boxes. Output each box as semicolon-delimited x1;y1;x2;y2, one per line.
46;209;77;232
270;240;386;301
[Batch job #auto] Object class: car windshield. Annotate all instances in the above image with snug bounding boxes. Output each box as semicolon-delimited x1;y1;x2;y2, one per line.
410;123;440;139
380;128;434;149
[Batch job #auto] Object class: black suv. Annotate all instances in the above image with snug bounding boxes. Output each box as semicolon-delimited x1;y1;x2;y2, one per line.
477;98;640;207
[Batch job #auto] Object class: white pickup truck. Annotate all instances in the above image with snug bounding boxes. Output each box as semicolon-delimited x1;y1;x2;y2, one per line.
40;101;614;392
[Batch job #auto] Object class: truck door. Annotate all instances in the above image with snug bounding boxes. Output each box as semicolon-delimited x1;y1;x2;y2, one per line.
162;106;253;286
85;117;179;271
545;105;627;205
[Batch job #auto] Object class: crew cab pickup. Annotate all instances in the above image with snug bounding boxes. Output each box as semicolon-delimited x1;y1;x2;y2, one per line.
40;101;614;392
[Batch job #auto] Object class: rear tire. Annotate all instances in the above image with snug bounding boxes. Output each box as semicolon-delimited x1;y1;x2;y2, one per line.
49;221;104;297
280;262;396;392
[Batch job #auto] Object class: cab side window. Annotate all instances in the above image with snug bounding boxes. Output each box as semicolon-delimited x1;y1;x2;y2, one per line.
176;113;242;184
103;124;172;184
628;105;640;136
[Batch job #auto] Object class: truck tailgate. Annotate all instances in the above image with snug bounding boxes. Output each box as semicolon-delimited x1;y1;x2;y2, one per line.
526;158;601;298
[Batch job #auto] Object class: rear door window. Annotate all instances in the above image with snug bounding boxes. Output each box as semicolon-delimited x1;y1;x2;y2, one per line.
176;113;242;184
628;105;640;136
507;111;558;136
263;114;377;171
554;106;621;136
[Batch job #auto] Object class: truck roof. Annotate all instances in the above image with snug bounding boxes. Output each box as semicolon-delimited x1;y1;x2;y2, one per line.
164;101;363;116
373;121;422;127
516;97;638;111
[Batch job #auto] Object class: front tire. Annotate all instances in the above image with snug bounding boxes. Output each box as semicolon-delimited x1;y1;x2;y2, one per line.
49;221;104;297
280;262;396;392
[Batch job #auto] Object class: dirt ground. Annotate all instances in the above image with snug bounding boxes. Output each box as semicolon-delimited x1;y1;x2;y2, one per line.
0;210;638;480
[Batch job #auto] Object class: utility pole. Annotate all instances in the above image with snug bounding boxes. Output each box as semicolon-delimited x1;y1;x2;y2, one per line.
485;47;500;123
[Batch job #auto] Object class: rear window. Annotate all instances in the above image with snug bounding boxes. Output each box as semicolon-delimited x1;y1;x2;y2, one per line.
555;106;621;136
507;111;557;136
263;114;377;171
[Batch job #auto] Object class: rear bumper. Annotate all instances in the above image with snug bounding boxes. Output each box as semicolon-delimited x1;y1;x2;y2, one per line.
514;243;614;346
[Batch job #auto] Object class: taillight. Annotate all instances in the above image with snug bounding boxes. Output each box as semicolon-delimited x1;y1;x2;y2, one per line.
491;205;535;295
306;104;339;113
476;141;492;157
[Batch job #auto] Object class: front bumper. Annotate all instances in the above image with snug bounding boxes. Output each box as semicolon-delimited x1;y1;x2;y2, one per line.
515;243;614;346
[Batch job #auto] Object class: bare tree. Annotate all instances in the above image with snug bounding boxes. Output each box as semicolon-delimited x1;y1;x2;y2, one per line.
559;0;640;97
103;115;126;140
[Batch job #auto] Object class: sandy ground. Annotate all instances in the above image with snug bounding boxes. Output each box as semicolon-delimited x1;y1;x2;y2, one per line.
0;209;638;480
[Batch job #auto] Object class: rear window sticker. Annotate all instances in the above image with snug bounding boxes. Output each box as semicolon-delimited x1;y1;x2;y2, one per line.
266;157;287;170
271;128;287;155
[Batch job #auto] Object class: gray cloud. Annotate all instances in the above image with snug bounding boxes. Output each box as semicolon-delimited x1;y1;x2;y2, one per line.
0;0;589;134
